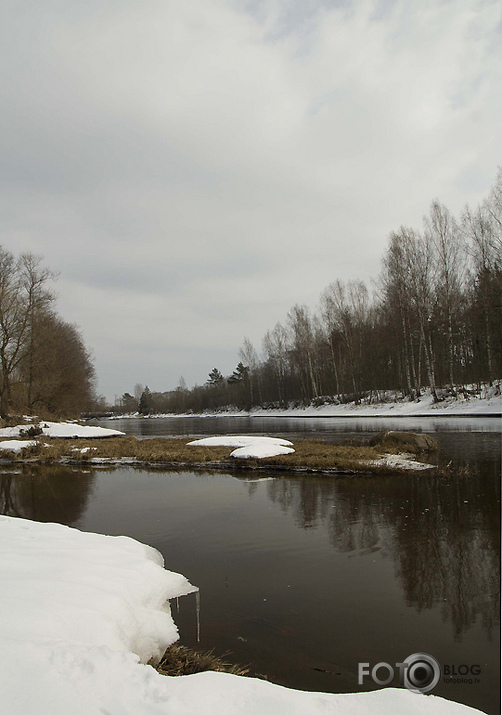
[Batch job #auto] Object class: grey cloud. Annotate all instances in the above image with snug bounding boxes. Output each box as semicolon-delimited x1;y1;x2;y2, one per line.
1;0;501;398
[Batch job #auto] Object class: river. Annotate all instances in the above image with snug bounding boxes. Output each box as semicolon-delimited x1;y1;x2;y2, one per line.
1;415;500;714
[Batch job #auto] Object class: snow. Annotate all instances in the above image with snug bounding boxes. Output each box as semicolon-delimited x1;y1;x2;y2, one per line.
0;439;37;453
0;516;485;715
363;453;435;471
0;421;125;439
106;386;502;419
187;435;293;447
187;435;295;459
230;444;295;459
246;390;502;418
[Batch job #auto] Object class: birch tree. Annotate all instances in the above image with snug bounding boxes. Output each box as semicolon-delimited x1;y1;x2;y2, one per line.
262;322;289;404
287;305;319;400
425;200;466;388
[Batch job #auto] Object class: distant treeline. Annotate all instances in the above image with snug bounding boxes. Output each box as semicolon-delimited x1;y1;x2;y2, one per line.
0;248;96;419
119;168;502;414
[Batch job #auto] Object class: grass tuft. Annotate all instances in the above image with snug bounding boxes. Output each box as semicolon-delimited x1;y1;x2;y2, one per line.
156;644;249;677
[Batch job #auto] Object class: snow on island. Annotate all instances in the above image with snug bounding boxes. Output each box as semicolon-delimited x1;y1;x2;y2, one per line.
0;439;38;453
0;420;125;439
187;435;295;459
0;516;485;715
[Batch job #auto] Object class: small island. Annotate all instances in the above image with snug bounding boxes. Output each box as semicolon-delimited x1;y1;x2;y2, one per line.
0;420;439;476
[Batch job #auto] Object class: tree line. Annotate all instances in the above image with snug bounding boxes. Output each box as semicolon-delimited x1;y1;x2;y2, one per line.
117;168;501;415
0;247;96;418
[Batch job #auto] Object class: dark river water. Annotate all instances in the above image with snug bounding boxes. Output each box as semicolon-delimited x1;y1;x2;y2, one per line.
1;416;500;714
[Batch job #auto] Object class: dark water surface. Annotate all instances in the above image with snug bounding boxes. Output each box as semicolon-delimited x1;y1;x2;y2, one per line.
1;416;500;714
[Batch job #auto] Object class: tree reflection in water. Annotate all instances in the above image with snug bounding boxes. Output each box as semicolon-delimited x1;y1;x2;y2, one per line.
1;461;498;642
266;464;500;640
0;465;96;526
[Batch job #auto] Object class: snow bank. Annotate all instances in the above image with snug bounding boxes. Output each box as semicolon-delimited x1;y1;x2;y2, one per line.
0;439;37;453
0;517;197;663
187;435;295;458
0;517;485;715
248;391;502;418
0;421;125;439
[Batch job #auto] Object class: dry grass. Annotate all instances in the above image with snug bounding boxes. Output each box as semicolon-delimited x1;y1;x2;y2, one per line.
156;644;249;677
0;435;438;475
6;436;231;463
261;440;379;471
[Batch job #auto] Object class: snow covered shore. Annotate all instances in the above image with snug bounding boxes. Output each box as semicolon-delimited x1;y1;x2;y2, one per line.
248;389;502;418
0;517;487;714
108;387;502;420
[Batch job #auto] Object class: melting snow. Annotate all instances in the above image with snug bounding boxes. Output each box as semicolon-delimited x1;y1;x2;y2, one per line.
364;453;436;471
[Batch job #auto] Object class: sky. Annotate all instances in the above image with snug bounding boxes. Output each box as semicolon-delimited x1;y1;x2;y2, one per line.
1;0;501;401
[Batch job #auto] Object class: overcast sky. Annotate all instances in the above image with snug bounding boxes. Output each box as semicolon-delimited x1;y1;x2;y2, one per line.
2;0;501;401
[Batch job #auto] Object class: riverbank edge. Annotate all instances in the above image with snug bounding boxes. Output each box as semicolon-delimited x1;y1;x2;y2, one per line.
0;447;441;477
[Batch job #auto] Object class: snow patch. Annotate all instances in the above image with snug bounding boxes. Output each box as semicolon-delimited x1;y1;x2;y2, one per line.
188;435;295;459
231;444;295;459
0;440;37;453
0;421;125;439
363;453;436;471
187;435;293;447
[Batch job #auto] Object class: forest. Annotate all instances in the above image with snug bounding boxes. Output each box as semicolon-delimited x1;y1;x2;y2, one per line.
0;248;96;419
122;168;501;415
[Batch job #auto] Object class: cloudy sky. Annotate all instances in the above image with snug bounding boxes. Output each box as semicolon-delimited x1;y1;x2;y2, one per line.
2;0;501;401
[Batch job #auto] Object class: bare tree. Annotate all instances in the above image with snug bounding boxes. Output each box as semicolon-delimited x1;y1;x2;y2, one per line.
320;280;370;397
404;229;438;398
287;305;319;400
425;200;466;388
462;199;502;384
239;337;262;404
262;322;289;404
25;313;96;416
0;248;57;416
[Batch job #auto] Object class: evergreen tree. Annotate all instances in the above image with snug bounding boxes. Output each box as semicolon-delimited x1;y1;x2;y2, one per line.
207;368;224;386
139;386;153;414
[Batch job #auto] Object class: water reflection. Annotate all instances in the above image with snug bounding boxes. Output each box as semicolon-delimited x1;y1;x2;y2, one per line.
0;453;498;714
0;465;96;525
266;467;500;639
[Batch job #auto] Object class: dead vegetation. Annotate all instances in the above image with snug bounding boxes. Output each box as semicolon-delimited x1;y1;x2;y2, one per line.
0;435;438;476
156;644;249;677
